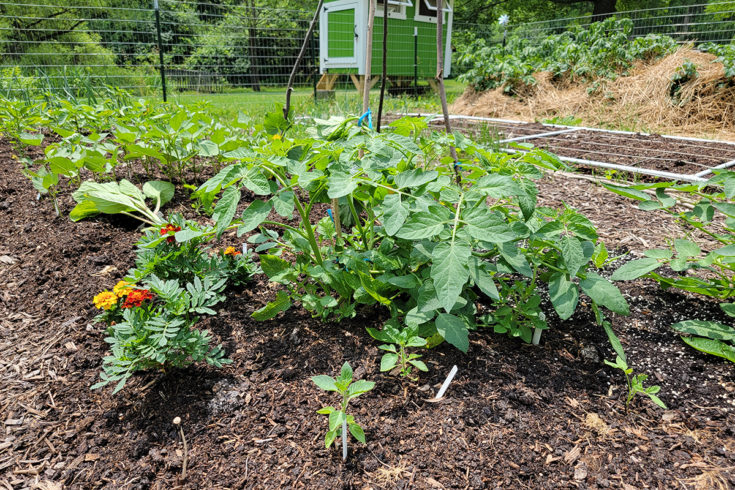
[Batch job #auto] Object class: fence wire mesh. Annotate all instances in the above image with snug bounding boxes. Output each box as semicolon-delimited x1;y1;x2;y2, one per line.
459;2;735;48
0;1;734;98
0;0;316;97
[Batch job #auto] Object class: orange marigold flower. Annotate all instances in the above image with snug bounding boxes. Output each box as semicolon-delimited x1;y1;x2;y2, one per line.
160;223;181;243
122;289;154;309
224;246;241;256
113;280;134;297
93;291;118;310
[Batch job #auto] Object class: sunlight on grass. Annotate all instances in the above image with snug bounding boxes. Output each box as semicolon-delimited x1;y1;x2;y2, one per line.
164;80;466;120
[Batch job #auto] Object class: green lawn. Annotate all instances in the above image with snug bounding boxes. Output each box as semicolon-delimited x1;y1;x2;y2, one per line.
163;80;466;120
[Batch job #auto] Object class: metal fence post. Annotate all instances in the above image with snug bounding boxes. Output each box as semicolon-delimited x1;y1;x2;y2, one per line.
153;0;167;102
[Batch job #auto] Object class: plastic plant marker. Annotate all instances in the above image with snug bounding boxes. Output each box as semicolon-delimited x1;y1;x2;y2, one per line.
434;365;458;400
532;327;543;345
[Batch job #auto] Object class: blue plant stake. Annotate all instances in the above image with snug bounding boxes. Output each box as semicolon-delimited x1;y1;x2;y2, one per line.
358;109;373;130
327;208;335;223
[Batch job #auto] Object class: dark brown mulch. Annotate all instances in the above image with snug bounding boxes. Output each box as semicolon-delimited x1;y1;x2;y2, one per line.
425;117;735;178
1;137;734;489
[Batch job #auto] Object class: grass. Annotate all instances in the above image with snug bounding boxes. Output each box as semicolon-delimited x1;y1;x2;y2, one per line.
163;80;467;120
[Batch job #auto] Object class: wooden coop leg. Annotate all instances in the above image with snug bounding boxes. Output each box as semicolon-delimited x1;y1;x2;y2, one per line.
317;73;338;91
350;75;382;94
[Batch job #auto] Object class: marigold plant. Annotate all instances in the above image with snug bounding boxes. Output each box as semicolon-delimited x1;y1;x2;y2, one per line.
122;289;154;308
160;223;181;243
224;246;241;256
93;291;118;310
113;280;134;297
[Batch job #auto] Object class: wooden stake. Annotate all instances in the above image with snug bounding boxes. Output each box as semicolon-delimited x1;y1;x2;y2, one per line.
434;0;460;184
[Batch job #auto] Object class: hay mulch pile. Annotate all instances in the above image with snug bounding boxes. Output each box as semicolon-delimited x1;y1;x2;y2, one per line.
451;47;735;141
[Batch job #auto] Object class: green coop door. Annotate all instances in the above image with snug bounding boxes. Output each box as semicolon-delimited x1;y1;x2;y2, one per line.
321;1;360;69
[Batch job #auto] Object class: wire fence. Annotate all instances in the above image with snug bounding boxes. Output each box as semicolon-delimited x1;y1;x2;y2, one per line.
461;2;735;47
0;0;317;98
0;1;734;99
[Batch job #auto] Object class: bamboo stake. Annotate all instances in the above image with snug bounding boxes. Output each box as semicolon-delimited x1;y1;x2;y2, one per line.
434;0;460;185
284;0;325;121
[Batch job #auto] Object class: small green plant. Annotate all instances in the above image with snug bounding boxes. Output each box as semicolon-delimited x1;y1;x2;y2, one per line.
669;59;699;104
671;302;735;363
542;115;582;126
604;355;666;410
311;362;375;461
367;322;428;379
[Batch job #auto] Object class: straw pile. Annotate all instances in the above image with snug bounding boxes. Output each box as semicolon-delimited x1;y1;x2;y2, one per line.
451;47;735;140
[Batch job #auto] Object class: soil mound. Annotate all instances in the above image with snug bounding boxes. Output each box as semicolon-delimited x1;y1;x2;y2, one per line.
451;47;735;140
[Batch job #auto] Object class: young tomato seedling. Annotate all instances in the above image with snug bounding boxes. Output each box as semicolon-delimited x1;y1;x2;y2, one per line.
311;362;375;461
367;323;428;380
605;356;667;411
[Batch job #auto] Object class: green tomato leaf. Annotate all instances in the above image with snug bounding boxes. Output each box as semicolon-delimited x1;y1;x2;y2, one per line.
395;211;446;240
239;200;272;235
381;193;409;236
468;256;499;300
431;241;471;313
349;423;366;444
312;375;338;392
325;429;338;448
560;235;586;277
610;258;662;281
674;239;700;258
680;336;735;363
580;273;629;315
394;169;438;189
142;181;175;206
380;353;399;372
251;290;291;321
212;186;240;236
435;313;469;353
671;320;735;342
327;171;357;199
347;380;376;398
549;272;579;320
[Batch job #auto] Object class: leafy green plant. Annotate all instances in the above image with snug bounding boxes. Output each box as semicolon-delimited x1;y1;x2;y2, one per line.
367;322;428;379
71;179;175;225
671;302;735;363
312;362;375;460
606;172;735;362
670;59;699;104
197;110;629;357
607;174;735;299
91;216;257;393
604;355;667;410
458;18;678;94
92;275;231;394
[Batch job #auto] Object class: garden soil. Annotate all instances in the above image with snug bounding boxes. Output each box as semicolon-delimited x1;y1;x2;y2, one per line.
451;47;735;141
1;137;734;489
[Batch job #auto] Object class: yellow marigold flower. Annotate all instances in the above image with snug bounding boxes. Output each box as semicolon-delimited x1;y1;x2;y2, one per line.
272;134;282;140
113;280;134;297
93;291;118;310
224;246;241;256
